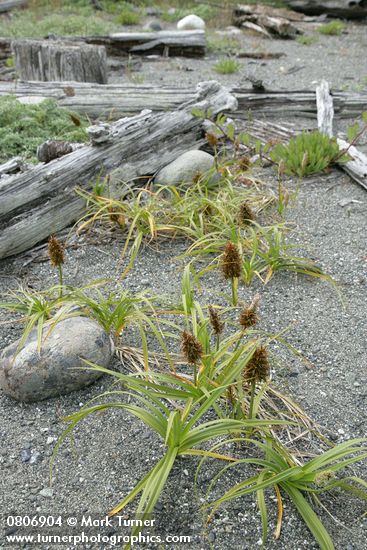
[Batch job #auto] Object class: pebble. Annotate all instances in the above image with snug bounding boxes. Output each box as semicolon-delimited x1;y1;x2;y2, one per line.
39;487;53;498
29;451;42;465
20;449;31;463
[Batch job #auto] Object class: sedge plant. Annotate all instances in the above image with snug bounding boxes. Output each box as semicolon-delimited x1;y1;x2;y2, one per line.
199;437;367;550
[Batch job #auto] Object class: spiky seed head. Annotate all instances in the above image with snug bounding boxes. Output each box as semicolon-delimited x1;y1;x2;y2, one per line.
239;295;259;330
236;174;253;187
206;132;219;147
181;331;203;365
48;236;64;267
117;214;126;228
108;208;119;223
243;346;270;384
238;202;255;226
192;171;203;184
221;242;242;280
208;305;224;336
238;156;251;171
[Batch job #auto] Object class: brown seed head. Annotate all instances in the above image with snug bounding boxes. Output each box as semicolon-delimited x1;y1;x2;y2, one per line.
243;346;270;384
239;295;259;330
206;132;219;147
48;236;64;267
221;242;242;280
238;202;255;226
238;156;251;171
181;331;203;365
208;305;224;336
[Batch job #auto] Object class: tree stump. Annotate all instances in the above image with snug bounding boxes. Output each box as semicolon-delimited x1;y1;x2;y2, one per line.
12;40;108;84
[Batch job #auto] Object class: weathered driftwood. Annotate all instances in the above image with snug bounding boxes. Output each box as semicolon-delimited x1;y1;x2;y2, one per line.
1;81;367;120
235;3;307;21
233;4;302;37
0;0;26;12
316;79;334;137
0;38;11;61
233;87;367;119
237;51;286;59
287;0;367;19
56;30;206;58
0;81;237;259
0;157;28;177
316;80;367;190
12;40;108;83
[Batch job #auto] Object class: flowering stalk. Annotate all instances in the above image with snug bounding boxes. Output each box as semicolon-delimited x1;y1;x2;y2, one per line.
221;242;242;306
48;236;65;298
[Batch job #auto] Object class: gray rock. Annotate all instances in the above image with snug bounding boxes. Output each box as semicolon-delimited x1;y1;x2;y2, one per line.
144;19;162;32
177;14;205;30
39;487;53;498
154;150;217;186
29;451;42;465
0;316;113;402
20;449;31;463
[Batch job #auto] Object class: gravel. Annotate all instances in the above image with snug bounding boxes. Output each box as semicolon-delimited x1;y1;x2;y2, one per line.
1;13;367;550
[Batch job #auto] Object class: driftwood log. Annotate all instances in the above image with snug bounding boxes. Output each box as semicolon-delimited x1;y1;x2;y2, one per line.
316;80;367;190
12;40;108;83
52;30;206;58
0;0;26;12
287;0;367;19
0;81;237;259
233;4;303;37
1;81;367;120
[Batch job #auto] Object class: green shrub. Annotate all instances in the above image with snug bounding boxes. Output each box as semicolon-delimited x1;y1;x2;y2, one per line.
296;35;318;45
270;131;346;177
0;10;118;38
213;58;240;74
114;10;140;26
0;96;88;162
318;20;346;36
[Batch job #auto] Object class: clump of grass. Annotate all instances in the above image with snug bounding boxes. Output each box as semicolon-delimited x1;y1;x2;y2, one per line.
0;0;122;37
318;20;346;36
296;34;318;45
213;58;240;74
270;131;347;177
207;33;241;53
0;96;88;162
114;9;140;26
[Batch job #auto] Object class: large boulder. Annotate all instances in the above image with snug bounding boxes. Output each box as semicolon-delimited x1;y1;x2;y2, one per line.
0;316;113;402
177;14;206;30
154;150;217;186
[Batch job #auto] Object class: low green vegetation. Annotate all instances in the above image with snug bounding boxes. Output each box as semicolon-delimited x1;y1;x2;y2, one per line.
213;58;241;74
0;96;88;162
317;20;346;36
2;165;366;550
114;9;141;26
0;5;119;38
270;130;347;177
296;34;318;45
207;33;241;54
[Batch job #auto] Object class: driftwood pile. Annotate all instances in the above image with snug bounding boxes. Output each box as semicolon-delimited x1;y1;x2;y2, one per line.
287;0;367;19
0;4;366;260
233;4;304;38
1;81;366;120
0;81;237;259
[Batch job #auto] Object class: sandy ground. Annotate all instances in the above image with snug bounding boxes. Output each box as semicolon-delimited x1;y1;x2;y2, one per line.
0;9;367;550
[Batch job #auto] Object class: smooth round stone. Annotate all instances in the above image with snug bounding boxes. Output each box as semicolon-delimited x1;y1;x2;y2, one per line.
0;316;113;402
